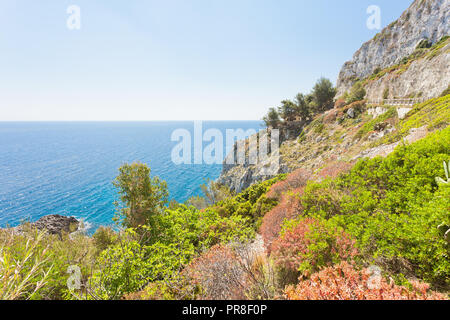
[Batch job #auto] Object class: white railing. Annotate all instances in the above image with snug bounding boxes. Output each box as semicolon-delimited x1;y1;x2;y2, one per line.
367;98;428;107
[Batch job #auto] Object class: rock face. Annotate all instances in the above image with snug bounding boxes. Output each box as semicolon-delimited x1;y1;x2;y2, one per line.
23;215;79;235
365;41;450;101
336;0;450;98
217;129;289;193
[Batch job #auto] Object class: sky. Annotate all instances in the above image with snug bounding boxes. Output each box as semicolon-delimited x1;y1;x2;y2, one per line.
0;0;413;121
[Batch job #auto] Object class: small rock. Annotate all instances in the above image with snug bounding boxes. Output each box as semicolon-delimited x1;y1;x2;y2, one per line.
346;108;355;119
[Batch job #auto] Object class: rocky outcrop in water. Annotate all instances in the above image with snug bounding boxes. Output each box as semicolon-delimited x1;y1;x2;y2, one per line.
31;215;79;235
9;214;80;235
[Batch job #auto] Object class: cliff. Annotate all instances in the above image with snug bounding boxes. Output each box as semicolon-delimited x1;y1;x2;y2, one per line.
336;0;449;98
364;38;450;100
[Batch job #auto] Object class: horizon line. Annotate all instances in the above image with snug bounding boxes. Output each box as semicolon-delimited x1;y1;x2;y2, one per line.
0;119;264;122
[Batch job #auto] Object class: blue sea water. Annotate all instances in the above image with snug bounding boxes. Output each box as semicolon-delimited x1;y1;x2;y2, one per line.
0;121;263;232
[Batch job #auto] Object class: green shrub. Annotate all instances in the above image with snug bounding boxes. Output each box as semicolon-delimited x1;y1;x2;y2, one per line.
89;228;195;299
156;205;255;251
346;82;366;104
354;107;397;141
383;87;389;99
113;162;169;235
212;175;286;226
92;226;119;253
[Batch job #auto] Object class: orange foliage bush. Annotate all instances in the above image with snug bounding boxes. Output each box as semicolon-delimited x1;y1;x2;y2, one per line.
316;161;354;180
271;218;358;276
260;190;304;254
182;245;246;300
266;168;312;200
334;99;346;109
323;109;339;124
285;262;446;300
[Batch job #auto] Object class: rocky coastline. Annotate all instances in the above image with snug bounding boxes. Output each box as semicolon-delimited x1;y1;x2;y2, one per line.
5;214;79;236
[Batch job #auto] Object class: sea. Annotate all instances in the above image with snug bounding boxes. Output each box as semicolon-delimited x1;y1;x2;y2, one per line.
0;121;263;233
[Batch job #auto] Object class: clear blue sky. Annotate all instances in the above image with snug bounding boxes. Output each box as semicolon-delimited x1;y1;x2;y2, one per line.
0;0;412;121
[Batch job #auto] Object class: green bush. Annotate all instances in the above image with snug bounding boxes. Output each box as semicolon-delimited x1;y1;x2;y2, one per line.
354;107;397;141
92;226;119;253
155;205;255;250
211;175;286;227
346;81;366;104
89;228;195;299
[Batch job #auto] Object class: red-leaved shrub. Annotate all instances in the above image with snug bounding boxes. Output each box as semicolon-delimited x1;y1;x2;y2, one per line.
334;99;346;109
285;262;446;300
271;218;358;277
266;168;312;200
323;109;339;124
183;245;246;300
316;161;354;180
260;190;304;254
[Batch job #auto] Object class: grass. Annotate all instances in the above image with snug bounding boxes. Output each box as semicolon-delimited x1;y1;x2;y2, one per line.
370;94;450;147
353;107;398;141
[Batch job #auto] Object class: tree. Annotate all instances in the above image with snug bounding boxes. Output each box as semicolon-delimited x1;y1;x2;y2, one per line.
186;179;233;210
346;81;366;104
294;93;311;121
278;100;298;122
113;162;169;231
263;107;281;128
311;78;336;113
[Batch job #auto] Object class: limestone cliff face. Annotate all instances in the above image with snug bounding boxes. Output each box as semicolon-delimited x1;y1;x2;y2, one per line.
217;130;289;193
336;0;450;98
365;41;450;100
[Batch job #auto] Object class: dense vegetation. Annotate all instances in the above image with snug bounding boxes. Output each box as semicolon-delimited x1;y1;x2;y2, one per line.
2;123;448;300
294;128;450;288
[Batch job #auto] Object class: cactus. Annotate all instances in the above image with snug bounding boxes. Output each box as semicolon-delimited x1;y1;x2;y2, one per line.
435;161;450;186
